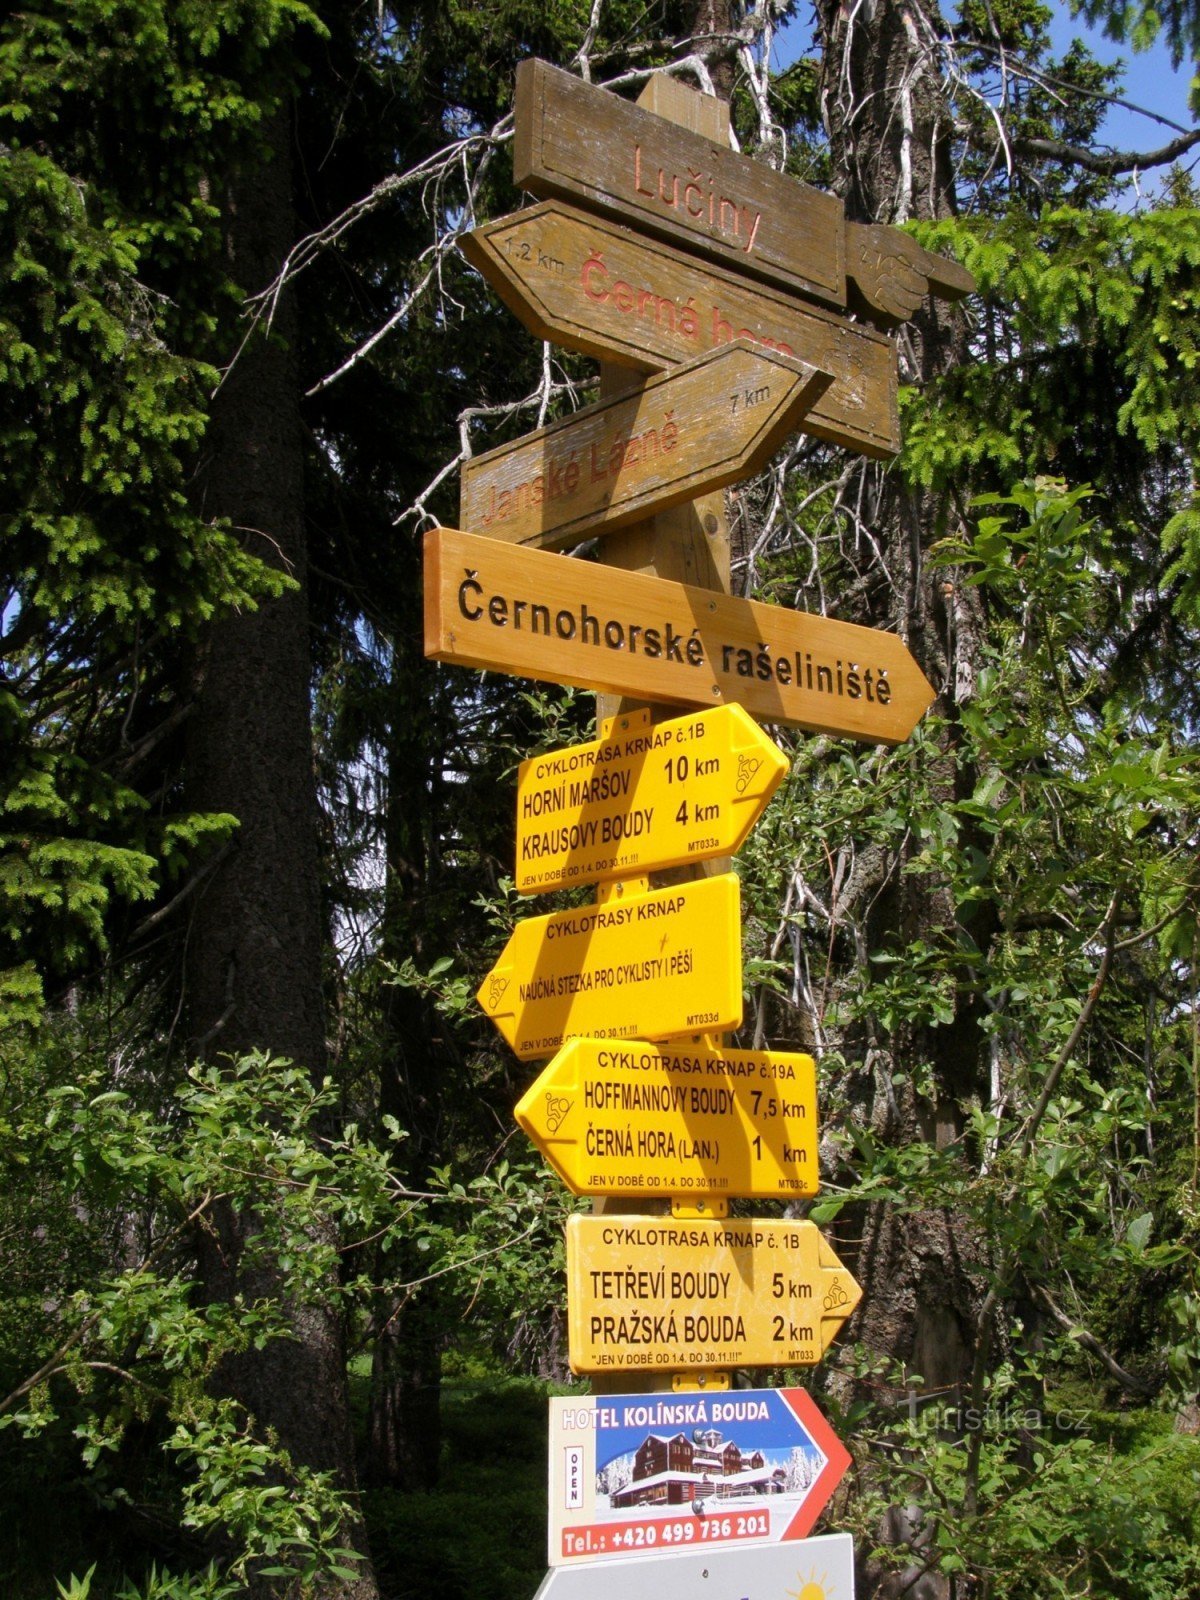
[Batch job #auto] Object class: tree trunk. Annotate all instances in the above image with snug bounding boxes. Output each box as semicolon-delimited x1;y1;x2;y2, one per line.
366;607;450;1490
185;100;378;1598
813;3;995;1593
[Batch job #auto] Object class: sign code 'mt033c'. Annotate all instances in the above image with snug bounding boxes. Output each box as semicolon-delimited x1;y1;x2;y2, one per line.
516;1036;818;1198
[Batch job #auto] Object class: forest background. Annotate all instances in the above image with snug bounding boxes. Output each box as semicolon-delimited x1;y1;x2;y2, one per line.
2;0;1199;1596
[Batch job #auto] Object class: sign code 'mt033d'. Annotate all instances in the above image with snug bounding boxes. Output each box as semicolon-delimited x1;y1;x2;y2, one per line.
565;1216;861;1374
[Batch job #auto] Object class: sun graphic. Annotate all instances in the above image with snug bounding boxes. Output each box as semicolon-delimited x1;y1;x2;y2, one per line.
786;1568;833;1600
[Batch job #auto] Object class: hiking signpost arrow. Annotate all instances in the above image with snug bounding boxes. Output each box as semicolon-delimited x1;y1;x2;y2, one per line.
514;57;974;326
547;1392;853;1566
564;1216;862;1374
460;342;832;551
514;1036;819;1199
425;526;936;743
514;57;848;308
514;704;788;894
461;201;900;460
477;873;742;1061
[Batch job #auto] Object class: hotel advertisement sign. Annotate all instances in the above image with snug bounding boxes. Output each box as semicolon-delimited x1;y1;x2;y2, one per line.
548;1387;849;1566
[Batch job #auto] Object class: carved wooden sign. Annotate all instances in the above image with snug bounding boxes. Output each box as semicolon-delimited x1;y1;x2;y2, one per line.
459;342;832;550
424;527;937;742
846;221;975;325
514;57;846;310
461;201;900;459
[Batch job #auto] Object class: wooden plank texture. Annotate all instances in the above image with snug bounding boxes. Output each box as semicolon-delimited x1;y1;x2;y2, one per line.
424;527;936;743
514;57;845;309
459;341;832;550
461;201;899;459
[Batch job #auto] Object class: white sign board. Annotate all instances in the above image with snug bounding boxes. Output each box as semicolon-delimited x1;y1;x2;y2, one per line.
533;1532;855;1600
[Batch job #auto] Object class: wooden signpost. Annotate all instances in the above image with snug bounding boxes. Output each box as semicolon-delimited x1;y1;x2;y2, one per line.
425;526;936;742
461;202;901;459
515;1036;819;1199
515;705;788;894
425;60;972;1587
565;1216;862;1373
514;57;846;309
477;873;742;1060
460;342;832;551
514;57;974;330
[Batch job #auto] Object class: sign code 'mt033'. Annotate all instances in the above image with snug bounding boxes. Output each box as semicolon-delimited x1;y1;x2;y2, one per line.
565;1216;861;1373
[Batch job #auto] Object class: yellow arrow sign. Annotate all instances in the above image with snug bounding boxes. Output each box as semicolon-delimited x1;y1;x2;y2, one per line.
515;705;787;894
478;874;741;1061
515;1036;818;1198
460;342;831;552
566;1216;860;1374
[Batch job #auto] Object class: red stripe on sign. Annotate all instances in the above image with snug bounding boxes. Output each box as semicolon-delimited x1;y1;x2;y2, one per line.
779;1388;852;1542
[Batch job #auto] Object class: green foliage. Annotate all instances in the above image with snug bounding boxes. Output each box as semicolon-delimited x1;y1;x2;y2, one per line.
364;1379;563;1600
0;1041;556;1594
0;0;323;1024
851;1396;1200;1597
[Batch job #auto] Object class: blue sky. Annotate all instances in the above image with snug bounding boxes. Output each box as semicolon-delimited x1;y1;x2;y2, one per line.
771;2;1196;162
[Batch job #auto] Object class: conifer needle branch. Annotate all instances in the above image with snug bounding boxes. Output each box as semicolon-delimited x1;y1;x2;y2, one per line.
955;38;1194;138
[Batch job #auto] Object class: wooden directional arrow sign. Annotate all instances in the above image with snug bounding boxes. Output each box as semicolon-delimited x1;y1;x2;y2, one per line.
477;874;741;1061
460;342;832;552
515;1036;818;1198
461;201;899;459
514;57;847;310
566;1216;861;1373
547;1394;853;1569
425;527;936;743
515;704;787;893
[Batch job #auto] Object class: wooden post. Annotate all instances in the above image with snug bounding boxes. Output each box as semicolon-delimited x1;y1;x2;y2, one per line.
590;76;735;1399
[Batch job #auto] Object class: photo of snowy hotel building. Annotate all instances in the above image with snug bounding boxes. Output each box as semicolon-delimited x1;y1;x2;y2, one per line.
610;1426;783;1508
